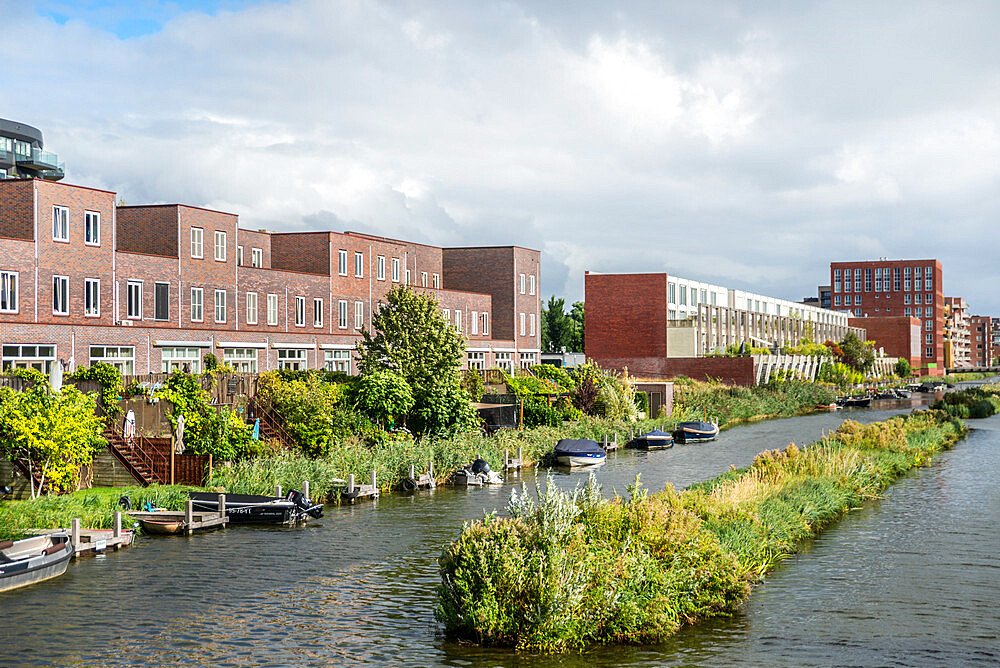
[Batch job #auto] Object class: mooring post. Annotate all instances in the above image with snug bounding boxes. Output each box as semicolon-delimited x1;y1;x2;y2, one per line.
185;500;194;534
371;469;377;490
409;463;415;479
275;484;282;498
603;434;608;448
113;512;122;539
218;493;226;521
518;446;523;464
429;459;434;477
71;517;81;549
504;449;509;467
348;474;355;494
614;433;618;448
303;480;310;499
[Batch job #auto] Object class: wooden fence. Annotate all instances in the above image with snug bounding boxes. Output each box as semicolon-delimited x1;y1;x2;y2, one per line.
121;372;260;404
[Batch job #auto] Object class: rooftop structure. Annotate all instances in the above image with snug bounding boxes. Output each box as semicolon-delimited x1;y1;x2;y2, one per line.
0;119;64;181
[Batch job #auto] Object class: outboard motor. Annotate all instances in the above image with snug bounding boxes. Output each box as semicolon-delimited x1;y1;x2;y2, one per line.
470;458;491;475
288;489;324;519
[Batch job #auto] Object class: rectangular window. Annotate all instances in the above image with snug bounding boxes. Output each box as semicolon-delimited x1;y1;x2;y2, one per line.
834;295;841;306
392;258;400;282
294;296;306;327
925;320;933;331
711;292;717;306
191;287;204;322
313;298;323;327
2;344;56;374
481;311;489;335
52;206;69;242
162;347;202;373
530;275;536;296
84;211;100;246
471;310;479;335
925;267;933;289
324;349;352;374
529;313;536;336
915;293;922;304
467;351;485;371
214;231;227;261
904;294;911;304
679;286;687;306
495;352;513;373
925;347;933;357
377;256;386;280
246;292;258;325
277;349;309;371
455;310;462;333
864;268;872;291
338;250;348;276
925;333;933;344
520;352;536;369
126;280;142;319
875;268;882;292
519;274;526;294
433;273;440;289
405;269;411;285
854;270;861;292
191;228;204;258
893;267;901;291
354;251;364;277
214;290;227;323
53;275;69;315
915;277;922;291
154;282;169;320
855;295;861;306
519;312;526;336
925;294;932;306
914;266;922;277
252;247;263;267
223;348;258;373
0;271;17;313
905;307;912;317
669;283;676;303
85;278;100;317
267;293;278;326
90;346;134;375
834;268;841;293
844;269;851;292
338;300;348;329
855;308;862;317
355;301;364;330
421;271;428;287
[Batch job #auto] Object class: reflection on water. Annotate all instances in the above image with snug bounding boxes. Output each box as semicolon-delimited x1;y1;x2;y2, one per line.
3;399;999;667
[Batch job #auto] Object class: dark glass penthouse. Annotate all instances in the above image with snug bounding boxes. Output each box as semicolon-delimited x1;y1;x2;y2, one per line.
0;118;64;181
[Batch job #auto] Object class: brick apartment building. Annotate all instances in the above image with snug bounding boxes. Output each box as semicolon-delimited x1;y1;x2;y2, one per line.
830;259;944;375
970;315;993;367
944;297;971;368
0;178;541;375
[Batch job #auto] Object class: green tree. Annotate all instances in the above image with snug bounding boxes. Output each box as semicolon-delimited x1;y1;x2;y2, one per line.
569;301;585;352
356;286;476;435
541;296;574;352
895;358;912;378
354;370;414;428
838;332;875;373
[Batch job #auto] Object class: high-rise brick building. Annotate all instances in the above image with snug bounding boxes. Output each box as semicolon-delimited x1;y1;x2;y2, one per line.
829;259;944;375
944;297;971;368
0;178;540;375
970;315;993;367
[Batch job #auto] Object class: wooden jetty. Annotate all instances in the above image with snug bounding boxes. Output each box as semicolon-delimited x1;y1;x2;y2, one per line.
400;462;435;492
504;448;524;471
128;497;228;535
342;470;379;504
601;433;619;452
31;515;135;557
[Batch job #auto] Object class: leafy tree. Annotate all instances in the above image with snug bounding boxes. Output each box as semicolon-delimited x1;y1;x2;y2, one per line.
356;286;476;435
203;353;220;372
895;358;912;378
838;332;875;373
155;371;254;461
569;301;585;352
541;296;575;353
353;370;414;428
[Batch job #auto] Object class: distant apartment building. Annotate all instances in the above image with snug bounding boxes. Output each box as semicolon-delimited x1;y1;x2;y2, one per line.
0;118;64;181
970;315;993;367
0;178;540;375
944;297;971;368
829;259;944;375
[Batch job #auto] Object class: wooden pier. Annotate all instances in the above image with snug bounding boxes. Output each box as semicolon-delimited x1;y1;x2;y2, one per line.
30;515;136;557
342;470;379;504
127;497;228;535
400;462;435;492
504;448;524;471
601;433;620;452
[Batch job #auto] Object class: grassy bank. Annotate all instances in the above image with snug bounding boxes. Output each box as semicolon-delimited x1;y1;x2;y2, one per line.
931;383;1000;419
672;378;835;427
436;410;965;652
0;485;197;541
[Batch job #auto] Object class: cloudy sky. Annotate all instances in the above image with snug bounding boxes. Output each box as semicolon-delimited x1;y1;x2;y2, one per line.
5;1;1000;311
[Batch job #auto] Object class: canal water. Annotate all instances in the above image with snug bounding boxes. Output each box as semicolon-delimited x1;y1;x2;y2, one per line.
4;398;999;666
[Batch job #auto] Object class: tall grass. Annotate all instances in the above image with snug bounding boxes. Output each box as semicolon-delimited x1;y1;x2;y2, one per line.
672;379;835;427
437;410;965;652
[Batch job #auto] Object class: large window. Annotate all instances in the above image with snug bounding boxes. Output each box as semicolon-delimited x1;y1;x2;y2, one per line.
467;351;485;370
519;273;526;294
267;293;278;325
85;211;100;246
52;206;69;242
377;255;385;280
392;258;400;282
191;227;204;258
127;280;142;319
354;301;364;330
520;352;536;369
53;275;69;315
1;271;18;313
354;251;364;277
314;298;323;327
338;249;348;276
294;296;305;327
191;287;204;322
529;274;536;295
251;247;263;267
154;282;169;320
223;348;258;373
481;312;489;335
246;292;258;325
324;349;352;373
214;230;227;261
85;278;100;317
3;344;56;373
214;289;227;323
161;347;201;373
338;300;348;329
277;348;308;370
495;352;513;373
90;346;134;375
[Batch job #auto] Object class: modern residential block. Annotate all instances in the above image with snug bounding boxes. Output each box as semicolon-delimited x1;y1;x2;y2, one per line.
0;118;64;181
970;315;993;367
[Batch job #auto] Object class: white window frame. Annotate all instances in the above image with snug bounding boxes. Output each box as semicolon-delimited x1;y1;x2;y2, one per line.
405;269;411;285
338;300;348;329
355;251;364;278
90;345;135;375
519;312;526;336
0;271;18;313
338;250;348;276
325;349;352;374
2;344;56;374
267;293;279;326
153;281;170;321
495;352;513;373
443;308;450;322
161;346;202;374
377;255;386;281
246;291;258;325
84;278;100;317
314;298;324;327
529;312;536;337
223;348;258;373
294;296;306;327
52;206;69;242
455;309;462;333
277;348;308;371
190;287;204;322
392;258;400;282
84;211;100;246
252;247;263;267
237;245;244;266
529;274;535;295
519;273;526;294
471;310;479;335
214;289;227;323
190;227;204;258
421;271;428;287
214;230;227;262
126;280;143;320
433;273;440;289
481;312;489;335
354;301;364;330
53;275;69;315
467;351;485;371
520;352;536;369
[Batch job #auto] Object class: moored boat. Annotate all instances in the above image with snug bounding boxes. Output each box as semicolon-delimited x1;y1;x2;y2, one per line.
673;420;720;444
554;438;607;466
453;458;503;485
628;429;675;450
189;490;323;525
0;531;74;593
837;396;872;408
817;403;840;411
138;518;185;535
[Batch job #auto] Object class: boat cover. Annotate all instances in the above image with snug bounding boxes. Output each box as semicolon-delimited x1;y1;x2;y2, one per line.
554;439;606;456
676;421;717;433
642;429;674;439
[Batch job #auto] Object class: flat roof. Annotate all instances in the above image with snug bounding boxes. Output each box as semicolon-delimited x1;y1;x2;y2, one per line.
118;203;238;217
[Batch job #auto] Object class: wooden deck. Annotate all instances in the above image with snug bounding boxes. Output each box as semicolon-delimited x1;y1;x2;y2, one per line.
127;498;228;535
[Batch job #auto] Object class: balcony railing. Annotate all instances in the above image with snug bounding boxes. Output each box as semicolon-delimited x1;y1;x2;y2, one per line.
16;147;61;171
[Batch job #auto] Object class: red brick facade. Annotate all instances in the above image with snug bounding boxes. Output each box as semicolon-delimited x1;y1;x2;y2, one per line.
0;179;540;375
849;316;921;372
970;315;993;367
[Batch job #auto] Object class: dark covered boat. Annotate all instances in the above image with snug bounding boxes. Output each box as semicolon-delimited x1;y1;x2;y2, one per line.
0;531;74;593
836;396;872;408
673;420;720;444
628;429;675;450
554;439;606;467
189;490;323;525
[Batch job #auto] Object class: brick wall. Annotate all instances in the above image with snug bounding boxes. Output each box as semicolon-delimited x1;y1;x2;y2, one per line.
116;205;178;257
849;316;921;371
0;179;34;240
271;231;330;275
595;355;755;386
585;272;669;362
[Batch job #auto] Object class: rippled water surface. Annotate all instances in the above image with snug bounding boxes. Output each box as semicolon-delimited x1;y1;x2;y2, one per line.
4;397;999;666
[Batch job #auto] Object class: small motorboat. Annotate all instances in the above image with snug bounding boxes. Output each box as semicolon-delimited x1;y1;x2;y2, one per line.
0;532;74;593
189;490;323;525
837;396;872;408
817;403;841;411
895;388;912;398
628;429;675;450
453;458;503;485
673;420;720;444
554;439;607;467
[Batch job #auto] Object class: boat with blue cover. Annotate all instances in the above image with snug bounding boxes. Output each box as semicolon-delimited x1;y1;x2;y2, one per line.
553;438;607;467
628;429;675;450
673;420;720;444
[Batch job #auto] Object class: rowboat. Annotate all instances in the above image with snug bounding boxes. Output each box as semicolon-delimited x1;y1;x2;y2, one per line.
137;518;185;535
0;531;74;593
